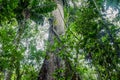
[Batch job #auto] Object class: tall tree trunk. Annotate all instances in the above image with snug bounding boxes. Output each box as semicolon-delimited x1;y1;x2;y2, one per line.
38;0;65;80
4;70;12;80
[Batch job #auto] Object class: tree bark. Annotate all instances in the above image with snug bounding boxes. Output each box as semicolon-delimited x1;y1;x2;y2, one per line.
5;70;12;80
38;0;65;80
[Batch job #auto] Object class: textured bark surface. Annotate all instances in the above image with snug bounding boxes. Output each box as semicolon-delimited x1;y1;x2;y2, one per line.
52;0;65;35
5;70;12;80
38;0;64;80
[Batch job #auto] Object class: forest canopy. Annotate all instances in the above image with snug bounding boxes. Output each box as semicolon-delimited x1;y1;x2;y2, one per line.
0;0;120;80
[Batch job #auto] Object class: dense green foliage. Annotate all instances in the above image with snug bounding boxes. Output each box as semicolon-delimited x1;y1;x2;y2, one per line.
0;0;56;79
52;0;120;80
0;0;120;80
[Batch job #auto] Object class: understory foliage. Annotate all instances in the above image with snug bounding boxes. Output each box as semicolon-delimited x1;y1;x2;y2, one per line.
52;0;120;80
0;0;56;80
0;0;120;80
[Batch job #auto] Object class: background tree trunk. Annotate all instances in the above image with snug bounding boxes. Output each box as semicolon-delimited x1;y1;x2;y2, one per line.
38;0;65;80
5;70;12;80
